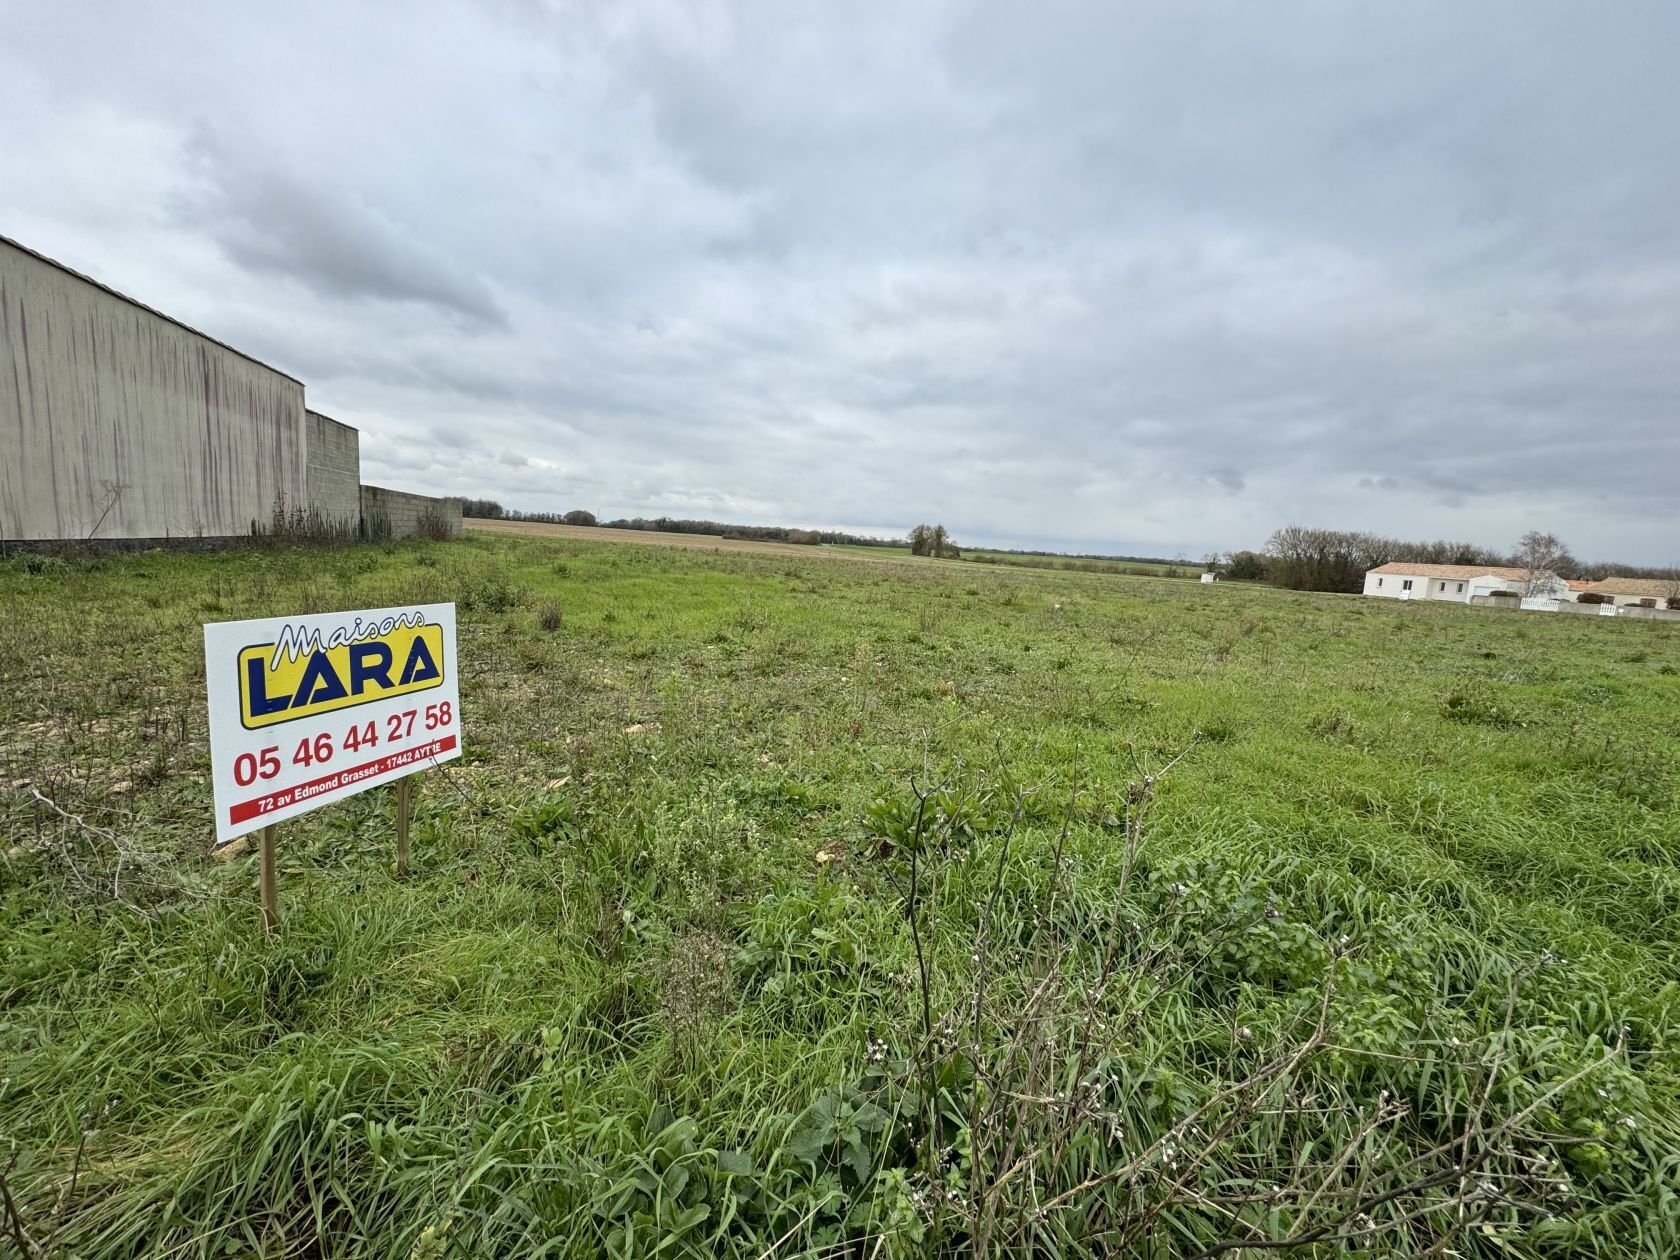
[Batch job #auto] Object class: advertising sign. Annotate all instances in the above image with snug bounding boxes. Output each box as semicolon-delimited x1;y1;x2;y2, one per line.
204;603;462;846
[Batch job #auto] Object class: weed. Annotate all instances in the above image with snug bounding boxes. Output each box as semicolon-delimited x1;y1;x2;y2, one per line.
1439;681;1528;728
3;552;71;576
456;563;520;611
1307;709;1359;744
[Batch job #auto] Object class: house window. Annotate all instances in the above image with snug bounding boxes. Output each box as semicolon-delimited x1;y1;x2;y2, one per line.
1401;580;1413;592
1376;578;1383;587
1457;583;1464;592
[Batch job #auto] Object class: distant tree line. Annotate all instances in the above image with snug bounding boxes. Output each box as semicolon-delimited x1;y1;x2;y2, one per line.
597;517;902;547
463;501;599;526
1570;559;1680;582
458;500;903;548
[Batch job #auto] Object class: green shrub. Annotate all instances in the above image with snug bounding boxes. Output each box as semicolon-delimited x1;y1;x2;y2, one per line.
456;564;520;611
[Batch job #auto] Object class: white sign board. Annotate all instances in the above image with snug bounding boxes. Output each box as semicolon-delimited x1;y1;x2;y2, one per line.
204;603;462;846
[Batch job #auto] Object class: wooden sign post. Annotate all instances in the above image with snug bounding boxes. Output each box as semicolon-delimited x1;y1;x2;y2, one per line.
395;776;413;876
260;824;279;932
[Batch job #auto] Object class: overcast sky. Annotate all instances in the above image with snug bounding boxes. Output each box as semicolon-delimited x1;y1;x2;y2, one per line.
4;1;1677;561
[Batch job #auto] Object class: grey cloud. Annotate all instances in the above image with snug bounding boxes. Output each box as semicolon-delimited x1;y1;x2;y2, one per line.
180;132;508;330
2;0;1678;560
1208;469;1246;493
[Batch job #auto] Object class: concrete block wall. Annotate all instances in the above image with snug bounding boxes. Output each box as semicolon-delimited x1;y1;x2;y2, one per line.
359;484;462;540
305;411;361;529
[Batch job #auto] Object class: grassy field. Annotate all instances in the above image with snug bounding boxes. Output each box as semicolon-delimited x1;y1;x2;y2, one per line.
468;523;918;567
959;549;1192;578
2;535;1677;1257
462;527;1189;581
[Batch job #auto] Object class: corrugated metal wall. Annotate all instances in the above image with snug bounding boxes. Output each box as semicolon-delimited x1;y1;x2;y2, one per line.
0;239;307;541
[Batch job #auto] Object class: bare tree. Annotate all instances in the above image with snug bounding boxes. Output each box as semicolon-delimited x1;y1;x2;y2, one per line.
1514;530;1568;596
1262;525;1390;593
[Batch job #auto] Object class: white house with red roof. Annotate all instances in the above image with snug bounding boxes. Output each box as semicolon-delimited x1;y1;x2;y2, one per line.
1361;562;1569;604
1576;577;1678;608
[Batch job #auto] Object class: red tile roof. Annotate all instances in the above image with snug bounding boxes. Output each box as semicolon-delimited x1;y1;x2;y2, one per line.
1367;563;1526;580
1583;577;1676;598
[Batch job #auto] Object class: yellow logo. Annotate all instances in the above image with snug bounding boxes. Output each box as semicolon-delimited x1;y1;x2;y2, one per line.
238;615;445;729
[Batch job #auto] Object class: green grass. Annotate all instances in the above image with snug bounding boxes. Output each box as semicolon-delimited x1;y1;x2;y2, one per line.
959;549;1196;578
1;536;1677;1257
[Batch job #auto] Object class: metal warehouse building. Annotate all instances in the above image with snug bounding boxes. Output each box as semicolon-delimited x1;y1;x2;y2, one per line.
1;234;459;545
